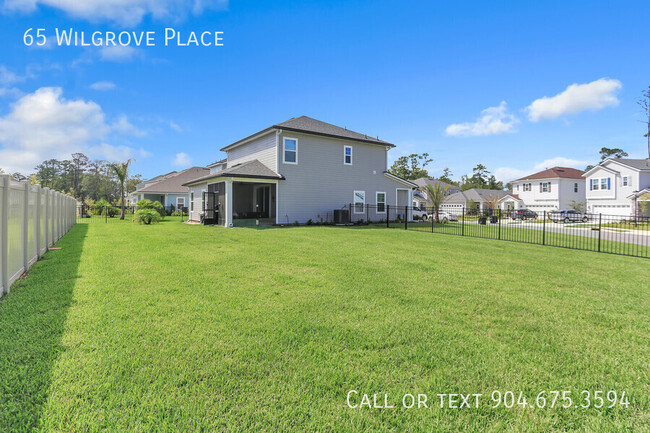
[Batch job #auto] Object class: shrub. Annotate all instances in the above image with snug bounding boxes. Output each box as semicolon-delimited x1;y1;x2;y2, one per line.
137;199;165;219
135;209;162;225
95;199;119;217
307;219;313;225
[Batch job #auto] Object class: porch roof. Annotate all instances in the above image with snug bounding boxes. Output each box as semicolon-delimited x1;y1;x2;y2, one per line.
183;159;284;186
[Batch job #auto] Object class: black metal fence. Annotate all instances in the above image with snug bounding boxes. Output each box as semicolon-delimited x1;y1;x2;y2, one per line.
349;204;650;259
76;205;189;223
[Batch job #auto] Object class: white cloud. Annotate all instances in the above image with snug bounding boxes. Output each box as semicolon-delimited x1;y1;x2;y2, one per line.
100;45;140;62
169;121;182;132
0;65;24;86
111;114;146;137
173;152;191;167
3;0;228;26
526;78;622;122
495;157;592;182
90;80;116;91
445;101;519;136
0;87;149;174
88;143;151;161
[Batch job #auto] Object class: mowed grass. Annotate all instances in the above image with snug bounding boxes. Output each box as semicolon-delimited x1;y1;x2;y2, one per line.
1;220;649;432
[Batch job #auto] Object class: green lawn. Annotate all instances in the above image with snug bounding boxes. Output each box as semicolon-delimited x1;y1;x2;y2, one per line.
1;220;649;432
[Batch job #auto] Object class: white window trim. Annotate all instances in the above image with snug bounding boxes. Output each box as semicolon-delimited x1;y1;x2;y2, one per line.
622;176;629;187
344;145;353;165
176;197;185;208
353;190;365;214
376;191;386;213
591;178;599;190
283;137;298;165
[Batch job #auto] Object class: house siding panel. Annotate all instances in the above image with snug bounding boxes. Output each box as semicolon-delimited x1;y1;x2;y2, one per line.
275;131;409;223
227;132;277;170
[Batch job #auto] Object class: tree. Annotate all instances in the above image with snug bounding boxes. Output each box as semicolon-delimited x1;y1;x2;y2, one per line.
461;164;491;190
484;194;501;216
423;182;449;223
438;168;456;185
599;147;628;161
108;159;134;220
569;200;586;212
389;153;432;180
638;193;650;217
11;172;27;181
71;153;89;199
639;86;650;158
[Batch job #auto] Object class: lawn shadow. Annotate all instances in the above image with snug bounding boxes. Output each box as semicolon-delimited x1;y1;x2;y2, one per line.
0;224;88;431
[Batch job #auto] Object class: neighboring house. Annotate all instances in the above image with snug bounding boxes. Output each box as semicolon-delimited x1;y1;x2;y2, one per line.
499;166;586;213
583;158;650;218
411;178;460;208
132;166;209;211
183;116;417;226
441;188;510;213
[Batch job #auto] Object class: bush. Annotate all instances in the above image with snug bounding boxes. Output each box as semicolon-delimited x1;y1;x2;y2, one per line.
137;199;165;218
135;209;162;225
172;210;188;217
95;199;119;217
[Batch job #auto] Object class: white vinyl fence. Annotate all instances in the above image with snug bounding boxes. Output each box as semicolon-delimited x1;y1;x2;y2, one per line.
0;175;77;297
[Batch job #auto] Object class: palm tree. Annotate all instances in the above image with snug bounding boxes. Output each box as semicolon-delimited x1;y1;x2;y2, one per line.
423;182;449;223
108;159;134;220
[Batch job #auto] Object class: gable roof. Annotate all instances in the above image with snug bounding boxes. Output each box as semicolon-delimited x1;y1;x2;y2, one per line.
515;166;585;181
443;189;510;204
184;159;284;186
136;167;210;194
221;116;395;151
207;158;227;168
412;178;459;190
606;158;650;171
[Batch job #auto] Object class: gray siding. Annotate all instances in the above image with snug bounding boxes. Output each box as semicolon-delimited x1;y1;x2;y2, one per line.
227;132;277;170
276;131;411;223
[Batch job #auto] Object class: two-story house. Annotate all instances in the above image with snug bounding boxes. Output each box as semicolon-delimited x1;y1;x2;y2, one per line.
583;158;650;218
183;116;417;226
498;167;585;213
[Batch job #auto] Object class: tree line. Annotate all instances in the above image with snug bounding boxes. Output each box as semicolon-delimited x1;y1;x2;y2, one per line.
0;153;141;217
389;153;504;191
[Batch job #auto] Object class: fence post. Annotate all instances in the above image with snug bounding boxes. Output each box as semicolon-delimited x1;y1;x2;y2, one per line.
366;203;369;224
598;213;602;252
498;208;502;240
542;211;546;245
1;175;9;295
404;206;408;230
462;207;465;236
22;181;29;273
431;207;434;233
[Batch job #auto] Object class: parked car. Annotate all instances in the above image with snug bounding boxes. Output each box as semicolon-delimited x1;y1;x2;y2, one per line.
438;211;458;223
412;206;429;221
510;209;538;220
549;210;590;223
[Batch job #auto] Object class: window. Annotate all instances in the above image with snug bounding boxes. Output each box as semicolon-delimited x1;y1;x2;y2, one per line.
622;176;629;186
574;183;578;193
376;192;386;213
201;191;206;211
515;184;519;191
344;145;353;165
591;179;599;190
283;137;298;164
540;182;550;193
600;178;608;190
177;197;185;210
353;190;365;214
190;192;194;211
523;183;532;192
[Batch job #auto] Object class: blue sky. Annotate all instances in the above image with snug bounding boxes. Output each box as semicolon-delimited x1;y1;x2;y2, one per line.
0;0;649;182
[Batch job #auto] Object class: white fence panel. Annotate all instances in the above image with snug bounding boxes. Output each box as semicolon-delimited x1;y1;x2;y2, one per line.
0;175;77;297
